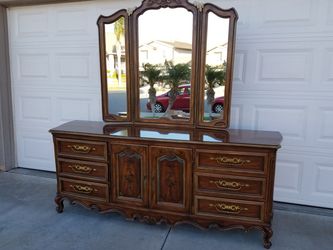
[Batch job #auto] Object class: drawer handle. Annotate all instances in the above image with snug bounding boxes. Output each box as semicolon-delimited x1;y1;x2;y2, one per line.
67;144;96;154
210;156;251;165
68;164;96;174
209;203;248;214
70;184;97;194
209;180;250;190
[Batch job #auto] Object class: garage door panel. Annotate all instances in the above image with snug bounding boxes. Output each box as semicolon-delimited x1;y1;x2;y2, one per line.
275;153;333;208
260;0;316;27
275;156;303;197
9;9;49;40
53;48;100;85
13;88;101;127
314;163;333;196
19;96;52;122
254;105;307;143
256;49;313;84
10;49;51;83
8;4;98;44
316;107;333;144
55;95;101;123
11;47;99;87
15;130;55;171
8;0;333;208
322;49;333;84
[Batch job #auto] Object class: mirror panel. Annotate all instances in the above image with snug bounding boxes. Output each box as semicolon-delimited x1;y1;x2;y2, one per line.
105;17;128;117
98;11;130;121
199;5;237;128
138;7;193;121
204;13;229;122
98;1;237;128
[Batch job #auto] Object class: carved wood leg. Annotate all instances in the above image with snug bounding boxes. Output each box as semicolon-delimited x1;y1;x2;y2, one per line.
143;215;157;225
263;226;273;249
55;195;64;213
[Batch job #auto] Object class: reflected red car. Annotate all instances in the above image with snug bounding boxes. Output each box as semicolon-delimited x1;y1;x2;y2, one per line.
146;84;191;113
146;84;224;113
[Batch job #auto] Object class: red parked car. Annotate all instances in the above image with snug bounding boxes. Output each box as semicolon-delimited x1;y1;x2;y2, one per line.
146;84;224;113
146;84;191;113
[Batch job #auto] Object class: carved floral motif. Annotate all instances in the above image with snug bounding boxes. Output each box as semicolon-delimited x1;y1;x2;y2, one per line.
158;155;183;203
118;150;142;198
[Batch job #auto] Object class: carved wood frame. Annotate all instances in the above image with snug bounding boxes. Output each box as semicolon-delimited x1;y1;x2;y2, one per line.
97;0;238;130
131;0;198;127
97;10;131;122
197;4;238;129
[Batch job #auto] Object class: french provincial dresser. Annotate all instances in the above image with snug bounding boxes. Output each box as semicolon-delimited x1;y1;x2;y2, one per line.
50;0;282;248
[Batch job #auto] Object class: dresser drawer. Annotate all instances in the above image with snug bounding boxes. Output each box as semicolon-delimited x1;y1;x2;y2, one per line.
59;178;109;202
57;158;108;182
194;196;263;221
196;150;266;174
56;138;107;162
194;173;265;199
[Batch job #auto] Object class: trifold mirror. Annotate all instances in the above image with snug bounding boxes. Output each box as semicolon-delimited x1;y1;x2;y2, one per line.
97;0;238;129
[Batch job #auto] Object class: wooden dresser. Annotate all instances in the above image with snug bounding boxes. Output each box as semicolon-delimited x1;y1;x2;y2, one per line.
50;1;283;248
50;120;282;248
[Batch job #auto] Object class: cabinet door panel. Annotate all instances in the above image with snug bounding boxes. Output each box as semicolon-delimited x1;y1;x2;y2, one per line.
111;144;148;207
150;146;192;213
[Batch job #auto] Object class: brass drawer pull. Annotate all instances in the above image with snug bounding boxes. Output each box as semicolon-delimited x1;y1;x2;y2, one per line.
70;184;97;194
209;180;250;190
210;156;251;165
209;203;248;214
67;144;96;154
68;164;96;174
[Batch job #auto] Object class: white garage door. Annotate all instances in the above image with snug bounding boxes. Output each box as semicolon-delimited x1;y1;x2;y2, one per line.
8;0;333;208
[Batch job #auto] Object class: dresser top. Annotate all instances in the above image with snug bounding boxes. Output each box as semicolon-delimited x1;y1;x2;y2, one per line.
49;120;282;148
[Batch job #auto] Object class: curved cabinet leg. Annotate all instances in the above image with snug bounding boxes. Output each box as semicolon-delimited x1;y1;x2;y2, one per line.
263;226;273;249
55;195;64;213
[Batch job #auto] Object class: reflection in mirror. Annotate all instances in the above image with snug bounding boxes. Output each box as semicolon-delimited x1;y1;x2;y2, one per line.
202;135;223;142
140;130;190;141
198;129;229;142
105;17;127;117
138;8;193;120
103;125;130;136
204;12;229;122
109;129;129;137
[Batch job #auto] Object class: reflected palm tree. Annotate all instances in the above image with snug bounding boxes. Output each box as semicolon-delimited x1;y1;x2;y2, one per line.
141;63;162;117
163;61;190;118
205;63;226;119
114;17;125;87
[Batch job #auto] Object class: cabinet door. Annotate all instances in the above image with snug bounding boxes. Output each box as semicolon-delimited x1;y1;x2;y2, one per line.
111;144;148;207
150;146;192;213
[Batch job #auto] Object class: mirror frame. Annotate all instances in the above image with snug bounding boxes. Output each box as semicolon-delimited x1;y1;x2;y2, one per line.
97;10;131;122
97;1;238;130
197;4;238;129
131;0;198;126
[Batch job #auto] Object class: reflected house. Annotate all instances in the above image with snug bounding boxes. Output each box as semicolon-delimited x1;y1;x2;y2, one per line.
105;31;126;86
139;40;192;67
206;43;228;66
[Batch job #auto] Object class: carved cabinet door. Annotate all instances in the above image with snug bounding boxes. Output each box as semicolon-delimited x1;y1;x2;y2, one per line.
150;146;192;213
111;144;148;207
